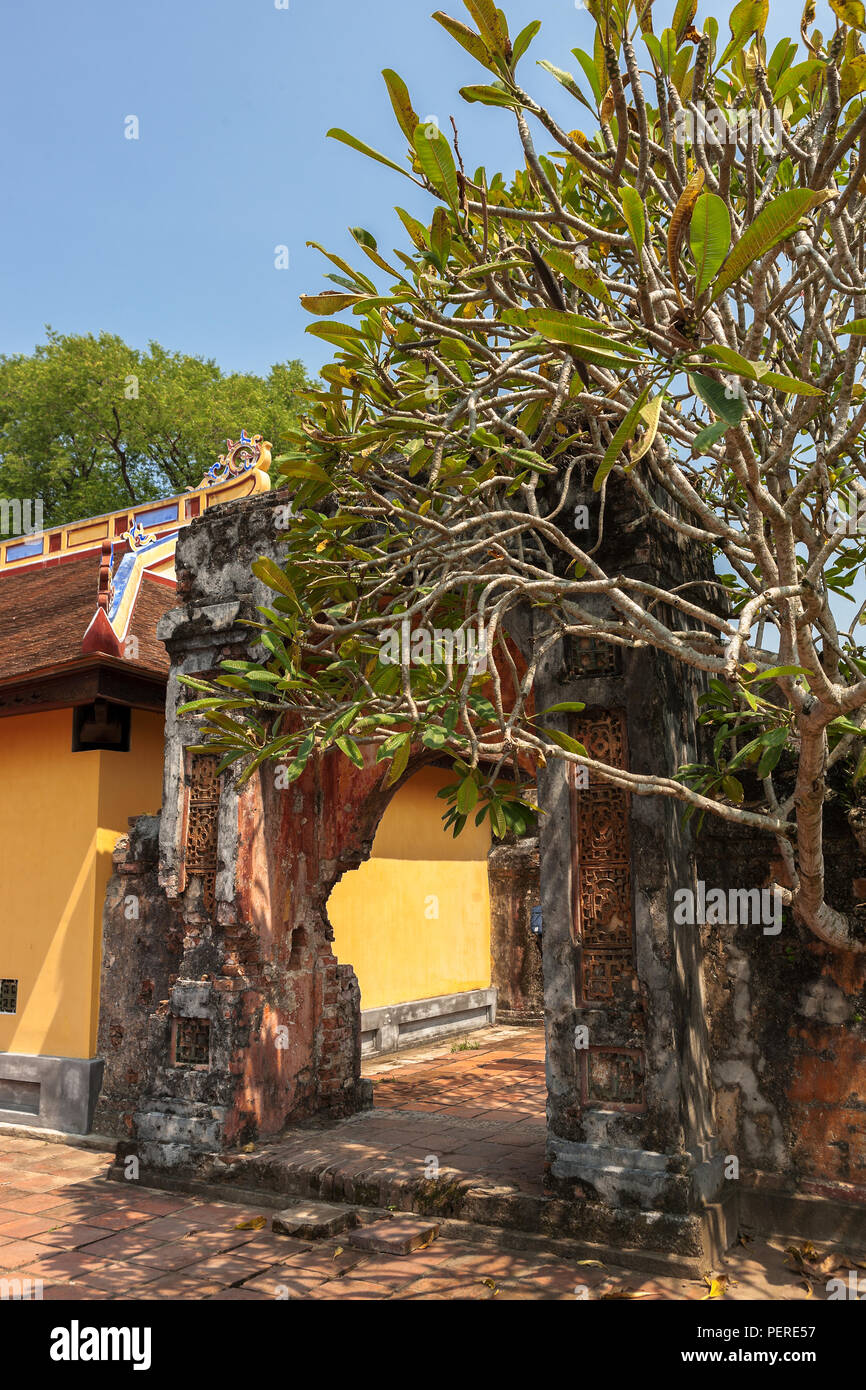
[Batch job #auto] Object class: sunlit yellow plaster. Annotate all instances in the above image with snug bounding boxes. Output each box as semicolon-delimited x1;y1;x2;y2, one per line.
328;767;492;1011
0;707;164;1060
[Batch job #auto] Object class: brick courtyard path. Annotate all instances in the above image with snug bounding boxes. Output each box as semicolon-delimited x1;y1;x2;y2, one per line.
0;1133;839;1299
361;1024;547;1194
0;1029;855;1300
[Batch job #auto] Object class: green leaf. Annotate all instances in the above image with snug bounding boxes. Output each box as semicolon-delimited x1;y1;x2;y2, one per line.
830;716;866;737
460;83;519;107
327;128;412;178
696;346;824;396
512;19;541;65
710;189;831;303
691;373;746;426
463;0;509;55
692;419;729;453
432;11;493;68
537;701;587;715
384;732;411;786
594;386;653;491
276;458;334;488
421;725;448;749
719;0;770;66
413;125;461;211
831;0;866;32
456;775;480;814
335;735;364;768
537;59;583;101
251;557;298;601
722;774;744;803
835;319;866;336
382;69;419;144
690;193;731;298
841;54;866;106
749;665;812;682
621;186;646;259
299;292;364;315
572;47;601;103
757;743;784;778
543;246;613;304
541;727;589;757
526;309;644;363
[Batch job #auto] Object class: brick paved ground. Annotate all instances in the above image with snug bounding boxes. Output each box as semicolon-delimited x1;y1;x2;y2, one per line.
364;1026;546;1192
0;1029;857;1300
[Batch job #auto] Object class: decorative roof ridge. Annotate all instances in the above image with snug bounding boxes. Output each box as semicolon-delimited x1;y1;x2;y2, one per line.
1;430;272;574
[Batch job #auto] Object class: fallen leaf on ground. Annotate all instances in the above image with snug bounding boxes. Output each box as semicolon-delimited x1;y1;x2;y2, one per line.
701;1275;728;1300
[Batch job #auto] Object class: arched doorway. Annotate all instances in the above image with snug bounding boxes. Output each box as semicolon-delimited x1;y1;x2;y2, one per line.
325;764;546;1197
328;766;496;1055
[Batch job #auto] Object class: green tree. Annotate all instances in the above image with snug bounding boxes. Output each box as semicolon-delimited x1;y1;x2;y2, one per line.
187;0;866;953
0;329;312;525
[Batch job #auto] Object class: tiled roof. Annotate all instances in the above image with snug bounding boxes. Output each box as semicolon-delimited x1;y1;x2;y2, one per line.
0;552;174;684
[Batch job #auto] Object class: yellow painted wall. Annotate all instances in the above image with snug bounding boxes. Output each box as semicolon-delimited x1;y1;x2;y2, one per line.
0;707;164;1060
328;767;492;1010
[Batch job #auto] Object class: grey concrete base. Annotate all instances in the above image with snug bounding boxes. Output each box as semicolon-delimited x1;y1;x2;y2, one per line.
547;1132;726;1213
740;1185;866;1252
361;988;497;1057
546;1132;738;1263
0;1054;104;1135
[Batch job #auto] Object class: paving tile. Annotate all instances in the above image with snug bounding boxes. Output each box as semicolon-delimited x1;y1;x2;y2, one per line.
75;1229;167;1260
207;1288;271;1300
40;1283;101;1301
21;1249;111;1280
181;1251;274;1284
0;1214;63;1240
280;1245;369;1275
348;1217;439;1255
306;1279;394;1300
0;1191;70;1215
240;1267;330;1297
273;1202;354;1239
0;1239;56;1269
392;1275;498;1300
137;1274;227;1300
74;1263;166;1294
31;1223;113;1250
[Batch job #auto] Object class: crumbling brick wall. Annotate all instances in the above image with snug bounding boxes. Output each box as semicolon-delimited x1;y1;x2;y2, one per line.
700;809;866;1198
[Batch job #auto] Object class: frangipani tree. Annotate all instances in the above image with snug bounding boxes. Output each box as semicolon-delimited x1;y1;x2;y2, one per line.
184;0;866;953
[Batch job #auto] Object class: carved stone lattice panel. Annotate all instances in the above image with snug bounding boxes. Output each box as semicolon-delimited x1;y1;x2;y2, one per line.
577;713;626;769
184;753;220;913
582;1048;645;1110
576;788;629;866
565;634;619;678
580;867;632;949
582;950;636;1001
173;1018;211;1067
570;710;635;1004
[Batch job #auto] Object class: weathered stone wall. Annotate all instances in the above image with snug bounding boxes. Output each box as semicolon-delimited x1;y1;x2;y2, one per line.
534;474;730;1257
699;811;866;1201
98;488;464;1170
94;816;182;1139
488;837;543;1023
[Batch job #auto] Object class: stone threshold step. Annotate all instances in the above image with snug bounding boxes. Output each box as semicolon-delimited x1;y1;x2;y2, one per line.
106;1164;712;1279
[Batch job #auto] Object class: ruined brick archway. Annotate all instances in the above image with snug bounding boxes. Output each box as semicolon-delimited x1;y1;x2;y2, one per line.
94;483;866;1267
94;487;730;1264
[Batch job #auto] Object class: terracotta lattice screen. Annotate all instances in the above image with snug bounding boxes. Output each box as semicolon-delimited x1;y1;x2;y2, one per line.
570;710;646;1111
183;753;221;913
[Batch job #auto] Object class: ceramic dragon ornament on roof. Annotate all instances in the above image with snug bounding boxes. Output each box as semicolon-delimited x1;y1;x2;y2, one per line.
196;430;273;489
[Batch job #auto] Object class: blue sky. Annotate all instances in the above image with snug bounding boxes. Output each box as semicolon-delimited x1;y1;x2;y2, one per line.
0;0;839;379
